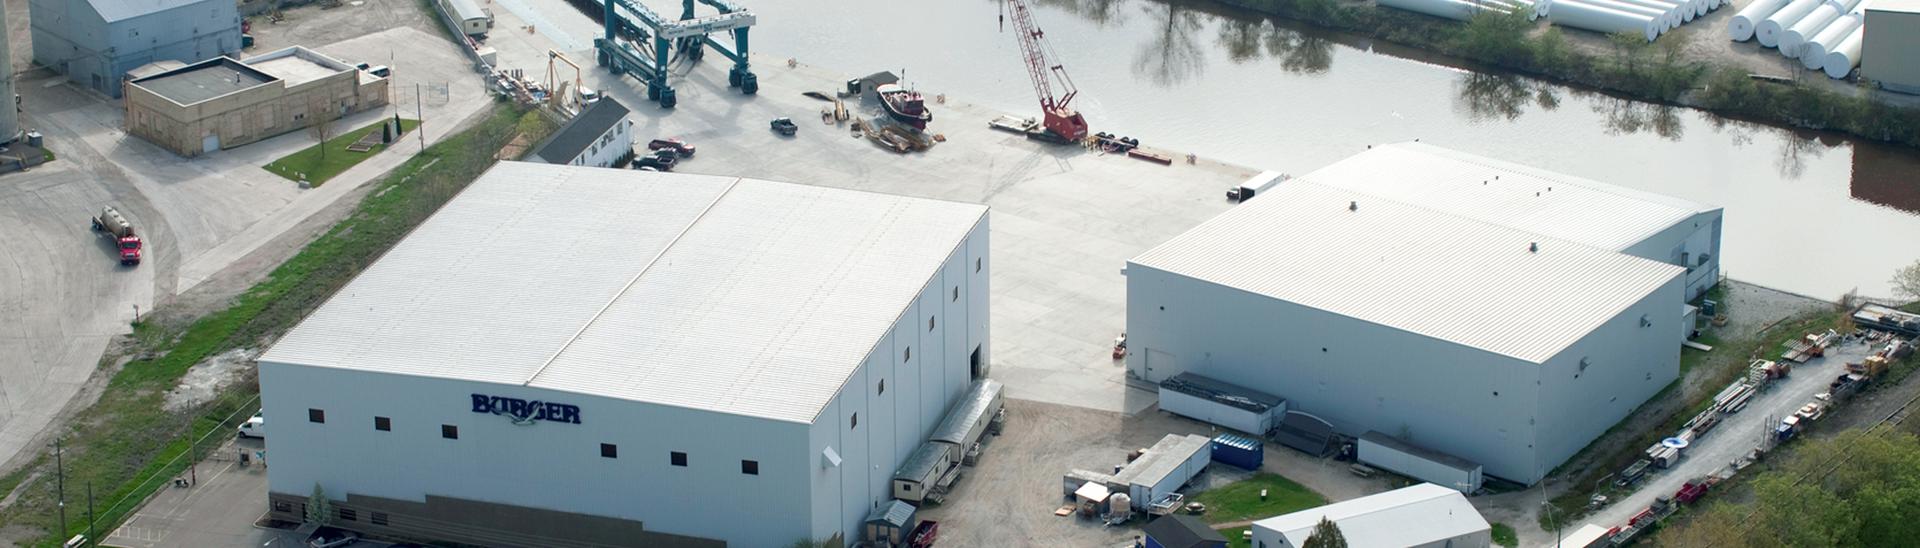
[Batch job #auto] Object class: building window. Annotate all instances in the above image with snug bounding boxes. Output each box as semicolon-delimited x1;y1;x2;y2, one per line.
878;379;886;395
338;508;357;522
308;409;325;423
601;443;618;458
374;416;391;431
742;460;759;475
976;258;982;272
929;316;936;331
671;451;688;467
851;413;859;429
903;484;913;492
904;347;912;362
371;512;389;526
952;287;959;301
272;501;293;513
441;424;459;439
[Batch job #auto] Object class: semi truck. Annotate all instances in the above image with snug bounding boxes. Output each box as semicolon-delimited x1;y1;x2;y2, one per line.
90;206;142;265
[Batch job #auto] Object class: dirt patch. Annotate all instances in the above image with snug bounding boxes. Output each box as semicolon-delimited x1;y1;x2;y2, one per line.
164;349;259;413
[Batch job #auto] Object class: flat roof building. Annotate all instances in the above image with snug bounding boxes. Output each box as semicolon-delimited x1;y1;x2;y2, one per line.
1127;144;1712;483
1251;483;1491;548
125;47;390;157
29;0;241;97
260;162;992;547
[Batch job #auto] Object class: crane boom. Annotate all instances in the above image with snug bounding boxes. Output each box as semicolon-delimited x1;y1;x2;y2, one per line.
1003;0;1088;141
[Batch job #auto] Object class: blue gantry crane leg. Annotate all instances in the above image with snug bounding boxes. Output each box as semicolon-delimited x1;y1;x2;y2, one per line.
594;0;757;108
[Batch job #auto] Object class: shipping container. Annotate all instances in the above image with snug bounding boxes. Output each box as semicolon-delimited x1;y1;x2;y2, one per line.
1211;433;1264;471
1358;431;1484;493
1158;373;1286;436
1112;434;1212;510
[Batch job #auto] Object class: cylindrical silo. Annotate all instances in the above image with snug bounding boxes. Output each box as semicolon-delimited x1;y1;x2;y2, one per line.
1782;0;1862;54
1553;0;1663;41
1730;0;1791;41
1801;8;1864;69
0;4;19;143
1823;26;1863;79
1758;0;1823;47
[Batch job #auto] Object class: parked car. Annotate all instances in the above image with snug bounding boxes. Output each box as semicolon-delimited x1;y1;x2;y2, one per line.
237;411;265;439
634;152;677;172
306;526;358;548
770;117;798;136
647;138;696;158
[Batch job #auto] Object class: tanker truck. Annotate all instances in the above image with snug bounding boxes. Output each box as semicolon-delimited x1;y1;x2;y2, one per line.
90;206;143;266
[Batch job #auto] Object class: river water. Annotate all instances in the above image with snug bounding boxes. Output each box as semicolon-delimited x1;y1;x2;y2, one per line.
640;0;1920;298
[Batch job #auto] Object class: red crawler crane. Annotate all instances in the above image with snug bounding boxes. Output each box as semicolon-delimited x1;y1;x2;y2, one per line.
1003;0;1089;142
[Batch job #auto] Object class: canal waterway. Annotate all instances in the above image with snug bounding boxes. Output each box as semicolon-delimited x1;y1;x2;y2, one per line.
593;0;1920;298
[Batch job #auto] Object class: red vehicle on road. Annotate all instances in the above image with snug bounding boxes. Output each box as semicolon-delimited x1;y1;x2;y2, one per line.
907;520;938;548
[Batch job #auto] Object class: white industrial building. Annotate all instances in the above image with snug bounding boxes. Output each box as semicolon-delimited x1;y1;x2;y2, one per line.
258;162;990;547
1250;483;1491;548
1864;0;1920;94
1127;143;1717;483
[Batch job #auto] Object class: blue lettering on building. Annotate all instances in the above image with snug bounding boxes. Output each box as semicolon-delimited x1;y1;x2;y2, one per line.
471;394;581;425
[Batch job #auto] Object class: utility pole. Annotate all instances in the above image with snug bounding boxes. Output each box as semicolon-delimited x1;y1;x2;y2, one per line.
54;438;65;537
416;84;426;150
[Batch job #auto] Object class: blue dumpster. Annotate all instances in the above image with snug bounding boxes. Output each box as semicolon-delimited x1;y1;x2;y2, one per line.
1211;433;1263;471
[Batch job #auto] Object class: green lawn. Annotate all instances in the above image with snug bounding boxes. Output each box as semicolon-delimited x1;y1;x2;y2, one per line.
1492;522;1518;547
1224;526;1252;548
0;105;540;547
263;118;421;186
1189;473;1327;525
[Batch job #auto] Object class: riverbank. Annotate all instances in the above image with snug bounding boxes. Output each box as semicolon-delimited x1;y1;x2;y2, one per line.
1213;0;1920;149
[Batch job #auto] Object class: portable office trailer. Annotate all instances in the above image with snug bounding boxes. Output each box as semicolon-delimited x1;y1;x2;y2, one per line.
1113;434;1212;510
439;0;493;36
929;379;1005;466
892;442;955;503
1158;373;1286;436
1358;431;1484;493
1211;433;1264;471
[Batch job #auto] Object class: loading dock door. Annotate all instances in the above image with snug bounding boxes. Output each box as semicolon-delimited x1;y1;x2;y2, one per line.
202;134;220;154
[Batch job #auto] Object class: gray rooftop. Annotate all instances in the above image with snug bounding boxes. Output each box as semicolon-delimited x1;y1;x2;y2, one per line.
865;499;915;528
929;379;1004;446
893;443;950;483
1111;434;1211;488
531;98;632;164
130;58;276;105
1161;372;1284;414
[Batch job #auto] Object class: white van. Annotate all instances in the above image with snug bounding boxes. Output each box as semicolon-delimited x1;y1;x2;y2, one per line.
237;411;265;439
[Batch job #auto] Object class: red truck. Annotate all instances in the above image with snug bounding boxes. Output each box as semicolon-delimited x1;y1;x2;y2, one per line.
91;206;143;266
1675;479;1711;504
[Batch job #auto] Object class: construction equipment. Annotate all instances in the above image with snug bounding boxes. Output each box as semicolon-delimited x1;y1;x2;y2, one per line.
547;50;598;112
587;0;757;108
1001;0;1089;142
90;206;142;266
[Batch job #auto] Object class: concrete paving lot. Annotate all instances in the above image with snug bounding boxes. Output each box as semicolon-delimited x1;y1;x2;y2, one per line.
103;437;394;548
0;2;488;476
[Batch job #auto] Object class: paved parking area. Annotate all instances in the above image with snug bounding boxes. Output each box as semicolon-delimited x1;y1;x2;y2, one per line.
0;5;488;474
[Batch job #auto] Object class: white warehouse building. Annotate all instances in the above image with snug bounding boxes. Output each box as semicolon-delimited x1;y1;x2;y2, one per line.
258;162;990;547
1126;143;1719;484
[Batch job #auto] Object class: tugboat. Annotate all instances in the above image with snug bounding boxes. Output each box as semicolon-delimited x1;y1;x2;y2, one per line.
875;84;932;130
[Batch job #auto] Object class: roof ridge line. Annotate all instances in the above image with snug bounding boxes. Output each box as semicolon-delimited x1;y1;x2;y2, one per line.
521;175;744;386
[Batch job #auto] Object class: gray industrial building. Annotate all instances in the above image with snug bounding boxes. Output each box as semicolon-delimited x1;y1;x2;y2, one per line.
29;0;242;97
1865;0;1920;94
1126;143;1719;483
259;162;991;547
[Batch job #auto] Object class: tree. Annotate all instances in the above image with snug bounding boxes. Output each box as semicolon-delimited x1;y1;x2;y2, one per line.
306;96;338;168
305;483;333;525
1302;516;1349;548
1893;260;1920;303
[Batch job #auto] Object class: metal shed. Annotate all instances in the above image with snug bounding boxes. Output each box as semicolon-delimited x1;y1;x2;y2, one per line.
1112;434;1212;511
1358;431;1484;493
892;442;955;504
1158;372;1285;436
863;499;916;547
929;379;1004;466
1273;410;1336;457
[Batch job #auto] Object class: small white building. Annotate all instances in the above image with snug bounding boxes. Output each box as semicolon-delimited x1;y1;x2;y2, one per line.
258;162;990;547
1126;144;1712;483
529;98;633;168
1250;483;1491;548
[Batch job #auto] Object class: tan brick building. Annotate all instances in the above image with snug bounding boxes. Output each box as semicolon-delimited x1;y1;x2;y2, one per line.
124;46;389;157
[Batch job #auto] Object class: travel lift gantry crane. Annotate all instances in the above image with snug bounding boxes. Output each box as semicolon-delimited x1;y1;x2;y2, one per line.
1003;0;1089;142
595;0;756;108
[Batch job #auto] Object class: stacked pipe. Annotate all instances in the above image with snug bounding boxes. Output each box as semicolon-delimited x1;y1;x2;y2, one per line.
1549;0;1725;42
1727;0;1870;79
1376;0;1551;21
